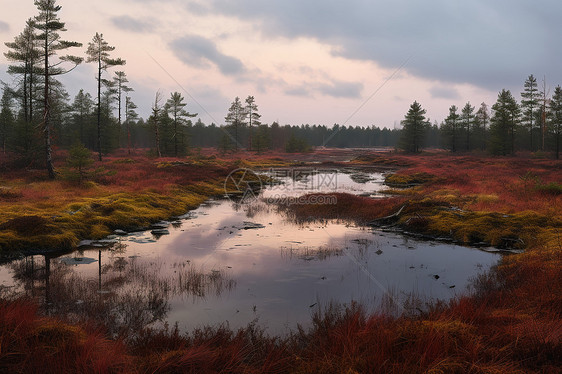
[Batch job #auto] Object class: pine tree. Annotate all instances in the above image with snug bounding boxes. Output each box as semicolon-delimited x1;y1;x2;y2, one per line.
70;89;93;146
149;91;163;158
0;88;14;154
474;102;489;151
112;71;132;128
4;19;41;126
225;97;246;151
85;33;125;161
245;96;261;151
33;0;83;178
165;92;197;157
125;96;138;155
490;89;520;155
521;74;539;151
442;105;460;152
461;102;475;151
549;85;562;159
100;79;119;154
398;101;429;153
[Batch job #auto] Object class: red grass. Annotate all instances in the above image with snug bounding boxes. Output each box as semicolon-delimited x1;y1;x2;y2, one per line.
0;300;129;373
281;192;405;223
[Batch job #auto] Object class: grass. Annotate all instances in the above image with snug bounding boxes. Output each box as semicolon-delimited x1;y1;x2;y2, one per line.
0;149;560;373
0;151;293;253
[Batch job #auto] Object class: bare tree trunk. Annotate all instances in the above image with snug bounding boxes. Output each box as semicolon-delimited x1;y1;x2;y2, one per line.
155;122;161;158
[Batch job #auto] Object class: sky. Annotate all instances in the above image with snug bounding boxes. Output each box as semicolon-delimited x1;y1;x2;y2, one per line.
1;0;561;129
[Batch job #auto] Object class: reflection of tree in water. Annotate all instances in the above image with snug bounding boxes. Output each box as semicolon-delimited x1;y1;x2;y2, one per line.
7;248;236;340
281;245;344;261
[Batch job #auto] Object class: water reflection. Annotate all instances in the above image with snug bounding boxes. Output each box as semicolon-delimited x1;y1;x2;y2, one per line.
6;246;236;339
0;170;500;336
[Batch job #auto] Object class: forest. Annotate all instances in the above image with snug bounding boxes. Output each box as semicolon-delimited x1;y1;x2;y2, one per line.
1;1;561;180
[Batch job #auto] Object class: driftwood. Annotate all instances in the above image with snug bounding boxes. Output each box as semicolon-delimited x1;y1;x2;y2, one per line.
367;204;406;227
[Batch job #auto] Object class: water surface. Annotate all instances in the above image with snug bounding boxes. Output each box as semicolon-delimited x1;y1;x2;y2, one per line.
0;170;499;336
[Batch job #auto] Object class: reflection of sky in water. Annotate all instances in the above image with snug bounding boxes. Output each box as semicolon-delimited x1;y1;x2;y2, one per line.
260;169;388;198
0;171;500;336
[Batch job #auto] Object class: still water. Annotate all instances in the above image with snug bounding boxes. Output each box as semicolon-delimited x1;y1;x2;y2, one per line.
0;170;499;336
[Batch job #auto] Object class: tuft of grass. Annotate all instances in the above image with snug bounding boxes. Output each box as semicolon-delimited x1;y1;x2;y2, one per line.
384;172;437;187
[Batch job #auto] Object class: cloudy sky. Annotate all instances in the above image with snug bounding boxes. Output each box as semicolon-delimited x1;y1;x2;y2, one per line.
1;0;560;128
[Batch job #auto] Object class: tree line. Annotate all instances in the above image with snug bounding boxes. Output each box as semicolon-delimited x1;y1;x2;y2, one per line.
399;74;562;159
1;1;560;181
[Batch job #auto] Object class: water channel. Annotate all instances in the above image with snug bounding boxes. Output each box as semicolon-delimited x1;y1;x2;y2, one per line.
0;169;500;336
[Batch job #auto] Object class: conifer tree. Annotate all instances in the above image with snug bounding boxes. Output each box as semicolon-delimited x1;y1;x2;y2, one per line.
442;105;460;152
0;88;14;154
398;101;429;153
4;19;40;126
490;89;520;155
521;74;539;151
474;102;489;151
70;89;94;146
86;33;125;161
461;102;475;151
165;92;197;157
112;71;132;138
149;91;163;157
33;0;83;178
225;97;246;151
245;96;261;151
125;96;138;155
549;85;562;159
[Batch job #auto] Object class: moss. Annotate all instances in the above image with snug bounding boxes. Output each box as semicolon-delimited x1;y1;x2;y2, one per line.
0;178;227;252
385;172;436;187
401;205;561;249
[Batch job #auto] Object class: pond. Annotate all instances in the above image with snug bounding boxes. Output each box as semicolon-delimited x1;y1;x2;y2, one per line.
0;169;500;337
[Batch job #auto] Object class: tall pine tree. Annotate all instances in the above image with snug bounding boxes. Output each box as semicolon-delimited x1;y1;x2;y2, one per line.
490;89;520;156
165;92;197;157
245;96;261;151
225;97;246;151
33;0;83;178
124;96;138;155
0;88;14;154
549;85;562;159
4;19;40;127
85;33;125;161
521;74;539;151
461;102;475;151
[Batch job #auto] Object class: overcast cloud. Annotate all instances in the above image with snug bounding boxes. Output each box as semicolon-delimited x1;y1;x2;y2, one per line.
111;15;153;33
170;35;246;76
203;0;561;91
1;0;559;126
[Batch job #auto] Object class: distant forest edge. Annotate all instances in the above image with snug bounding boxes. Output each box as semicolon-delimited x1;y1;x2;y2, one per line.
1;1;561;178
